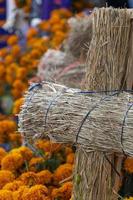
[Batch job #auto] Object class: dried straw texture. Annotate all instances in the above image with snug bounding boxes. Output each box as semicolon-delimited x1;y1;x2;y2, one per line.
85;8;133;91
66;15;92;60
37;49;85;88
19;82;133;156
73;149;119;200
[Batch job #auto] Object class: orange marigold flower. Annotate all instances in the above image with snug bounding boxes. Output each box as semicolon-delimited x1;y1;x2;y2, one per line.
9;133;22;146
39;21;51;31
7;35;18;46
124;157;133;173
54;164;73;183
16;67;27;79
65;147;73;155
19;172;38;186
37;170;53;185
13;186;29;200
0;148;7;165
11;89;23;99
13;98;24;115
11;45;21;56
35;140;62;154
0;64;5;78
22;185;48;200
51;188;63;199
26;28;38;40
29;157;44;172
0;190;13;200
5;54;14;65
0;170;15;189
51;182;72;200
59;182;73;200
1;152;24;171
66;153;75;164
30;49;42;59
0;48;8;58
3;180;24;191
15;146;33;161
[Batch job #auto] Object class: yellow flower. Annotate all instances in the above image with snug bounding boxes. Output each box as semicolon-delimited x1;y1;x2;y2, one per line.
124;198;133;200
7;35;18;46
0;170;15;189
66;153;75;164
19;172;38;187
53;164;73;183
3;181;24;191
29;157;44;172
37;170;53;185
0;148;7;165
0;190;13;200
22;185;49;200
1;152;24;171
124;157;133;173
13;186;29;200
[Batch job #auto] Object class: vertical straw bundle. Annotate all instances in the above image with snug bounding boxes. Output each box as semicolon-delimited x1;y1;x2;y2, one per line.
73;8;133;200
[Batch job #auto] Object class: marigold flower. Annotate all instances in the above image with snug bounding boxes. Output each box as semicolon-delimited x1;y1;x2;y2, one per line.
53;164;73;183
66;153;75;164
51;182;72;200
7;35;18;46
30;49;42;59
0;64;5;78
19;172;38;186
29;157;44;172
37;170;53;185
9;133;22;146
16;67;27;79
3;180;24;191
0;48;8;58
124;157;133;173
13;186;29;200
13;98;24;115
15;146;33;161
0;148;7;165
11;45;21;56
1;152;24;171
26;28;38;40
22;185;49;200
0;190;13;200
59;182;73;200
0;170;15;189
35;140;62;154
65;147;73;155
5;54;14;65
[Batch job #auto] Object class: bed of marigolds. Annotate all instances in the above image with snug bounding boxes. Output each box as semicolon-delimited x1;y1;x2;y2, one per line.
0;8;74;200
0;4;133;200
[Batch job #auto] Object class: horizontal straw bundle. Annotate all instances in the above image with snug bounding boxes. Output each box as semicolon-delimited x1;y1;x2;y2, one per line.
19;82;133;156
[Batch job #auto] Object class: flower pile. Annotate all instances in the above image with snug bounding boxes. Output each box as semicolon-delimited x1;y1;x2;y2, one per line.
0;7;75;199
0;142;74;199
